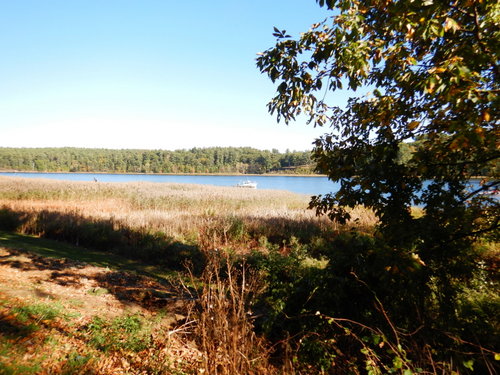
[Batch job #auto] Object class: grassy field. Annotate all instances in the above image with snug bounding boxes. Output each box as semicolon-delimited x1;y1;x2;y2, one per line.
0;176;376;258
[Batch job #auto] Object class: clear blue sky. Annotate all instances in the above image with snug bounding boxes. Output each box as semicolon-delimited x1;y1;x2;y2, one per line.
0;0;340;152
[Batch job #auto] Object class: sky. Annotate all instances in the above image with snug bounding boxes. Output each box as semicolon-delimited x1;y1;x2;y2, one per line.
0;0;344;152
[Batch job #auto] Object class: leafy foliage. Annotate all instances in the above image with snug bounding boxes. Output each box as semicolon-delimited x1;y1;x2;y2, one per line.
250;232;499;373
257;0;498;225
257;0;499;372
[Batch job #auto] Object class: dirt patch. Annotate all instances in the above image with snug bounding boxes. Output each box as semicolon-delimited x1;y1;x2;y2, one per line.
0;247;188;321
0;247;202;373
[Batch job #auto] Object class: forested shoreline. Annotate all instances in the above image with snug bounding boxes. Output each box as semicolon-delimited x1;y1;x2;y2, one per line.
0;147;315;175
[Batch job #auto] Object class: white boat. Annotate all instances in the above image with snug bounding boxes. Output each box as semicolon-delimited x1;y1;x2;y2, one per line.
236;180;257;189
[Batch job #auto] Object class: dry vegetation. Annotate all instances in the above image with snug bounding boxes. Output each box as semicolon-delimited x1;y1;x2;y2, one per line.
0;176;383;374
0;176;377;253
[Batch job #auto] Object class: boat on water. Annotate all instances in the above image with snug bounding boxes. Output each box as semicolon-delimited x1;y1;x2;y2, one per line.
236;180;257;189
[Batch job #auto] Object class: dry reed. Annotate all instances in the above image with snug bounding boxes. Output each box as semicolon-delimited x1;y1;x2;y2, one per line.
0;176;378;253
187;252;274;374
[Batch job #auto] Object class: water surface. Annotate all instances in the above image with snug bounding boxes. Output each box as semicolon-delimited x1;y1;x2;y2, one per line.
0;172;491;199
0;172;337;196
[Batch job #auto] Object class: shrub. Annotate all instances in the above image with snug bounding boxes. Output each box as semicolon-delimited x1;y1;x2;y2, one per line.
250;232;498;373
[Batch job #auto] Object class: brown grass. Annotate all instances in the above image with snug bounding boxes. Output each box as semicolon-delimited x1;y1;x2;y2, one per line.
0;176;378;252
187;253;274;374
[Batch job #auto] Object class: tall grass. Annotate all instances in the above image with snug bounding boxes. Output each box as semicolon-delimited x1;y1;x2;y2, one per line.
0;177;380;372
0;176;377;258
188;252;274;374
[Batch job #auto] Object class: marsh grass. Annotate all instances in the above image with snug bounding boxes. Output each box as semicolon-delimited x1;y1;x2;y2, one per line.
0;176;377;262
0;176;381;373
0;231;177;281
1;177;493;373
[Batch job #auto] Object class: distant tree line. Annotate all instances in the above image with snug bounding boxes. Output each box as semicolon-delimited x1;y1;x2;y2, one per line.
0;147;316;174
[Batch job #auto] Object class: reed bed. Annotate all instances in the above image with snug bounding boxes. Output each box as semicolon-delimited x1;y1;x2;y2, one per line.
0;176;377;266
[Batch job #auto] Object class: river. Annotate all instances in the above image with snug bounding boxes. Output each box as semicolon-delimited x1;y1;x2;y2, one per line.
0;172;491;199
0;172;338;196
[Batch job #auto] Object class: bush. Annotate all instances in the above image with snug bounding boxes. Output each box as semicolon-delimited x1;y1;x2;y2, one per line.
249;232;498;373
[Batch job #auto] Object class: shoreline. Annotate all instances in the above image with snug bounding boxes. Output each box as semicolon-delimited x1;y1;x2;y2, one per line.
0;170;328;178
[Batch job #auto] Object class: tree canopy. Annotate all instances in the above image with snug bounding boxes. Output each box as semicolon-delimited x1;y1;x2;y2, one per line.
257;0;499;370
0;147;314;175
258;0;498;249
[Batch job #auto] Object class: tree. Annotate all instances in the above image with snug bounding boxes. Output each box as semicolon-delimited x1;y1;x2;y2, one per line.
257;0;498;366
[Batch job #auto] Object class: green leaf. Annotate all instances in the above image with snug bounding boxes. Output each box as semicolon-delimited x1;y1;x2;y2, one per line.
463;359;474;371
393;356;403;369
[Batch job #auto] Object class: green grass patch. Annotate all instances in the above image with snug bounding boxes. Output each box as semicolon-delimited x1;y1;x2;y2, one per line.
12;302;63;324
0;361;42;375
60;352;92;375
86;287;110;296
85;314;152;352
0;230;178;282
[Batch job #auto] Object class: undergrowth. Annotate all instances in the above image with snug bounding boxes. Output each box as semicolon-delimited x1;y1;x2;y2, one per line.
85;314;152;352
